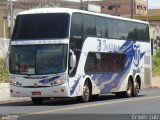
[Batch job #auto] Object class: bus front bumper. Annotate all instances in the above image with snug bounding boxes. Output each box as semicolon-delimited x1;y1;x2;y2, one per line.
10;85;70;98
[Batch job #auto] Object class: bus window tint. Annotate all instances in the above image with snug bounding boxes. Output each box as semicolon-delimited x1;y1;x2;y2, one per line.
12;13;70;40
85;53;126;73
84;53;97;73
108;19;118;39
83;15;96;37
143;24;150;42
71;13;83;38
70;13;84;76
136;23;144;41
127;22;150;42
127;22;137;40
117;20;128;39
96;17;108;38
70;13;83;50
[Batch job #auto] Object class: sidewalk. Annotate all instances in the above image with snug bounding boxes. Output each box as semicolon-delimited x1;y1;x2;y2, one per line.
0;83;30;103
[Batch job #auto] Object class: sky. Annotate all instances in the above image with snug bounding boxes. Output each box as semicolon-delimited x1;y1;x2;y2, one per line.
65;0;160;9
148;0;160;9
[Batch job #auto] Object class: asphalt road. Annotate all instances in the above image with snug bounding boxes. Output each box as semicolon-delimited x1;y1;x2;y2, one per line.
1;88;160;120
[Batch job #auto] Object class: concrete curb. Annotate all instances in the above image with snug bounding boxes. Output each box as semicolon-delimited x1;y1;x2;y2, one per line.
0;99;31;104
0;83;31;104
152;76;160;88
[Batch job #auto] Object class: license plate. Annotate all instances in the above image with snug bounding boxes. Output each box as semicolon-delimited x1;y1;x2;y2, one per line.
32;92;41;95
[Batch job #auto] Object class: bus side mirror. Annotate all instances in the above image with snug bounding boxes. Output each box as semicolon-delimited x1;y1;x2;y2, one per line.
69;49;76;74
70;54;76;68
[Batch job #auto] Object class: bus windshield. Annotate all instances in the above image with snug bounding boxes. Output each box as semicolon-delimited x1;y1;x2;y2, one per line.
10;44;68;75
12;13;70;40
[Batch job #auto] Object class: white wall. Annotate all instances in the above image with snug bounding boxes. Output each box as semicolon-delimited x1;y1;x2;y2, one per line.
0;38;9;58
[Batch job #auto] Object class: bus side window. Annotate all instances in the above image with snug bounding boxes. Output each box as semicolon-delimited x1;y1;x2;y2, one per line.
83;14;96;38
85;53;126;74
108;18;118;39
70;13;83;40
85;53;97;73
96;16;108;38
127;22;137;41
70;13;84;76
117;20;128;40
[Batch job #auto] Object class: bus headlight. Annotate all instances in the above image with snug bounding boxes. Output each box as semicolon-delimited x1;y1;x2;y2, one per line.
10;80;22;86
52;80;65;86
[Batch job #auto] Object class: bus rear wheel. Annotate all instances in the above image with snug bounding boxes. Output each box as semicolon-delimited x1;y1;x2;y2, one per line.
125;80;133;97
133;81;140;97
116;80;133;98
77;80;91;102
31;97;43;105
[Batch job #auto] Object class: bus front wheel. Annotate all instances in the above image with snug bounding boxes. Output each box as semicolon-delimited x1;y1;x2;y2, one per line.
77;80;91;102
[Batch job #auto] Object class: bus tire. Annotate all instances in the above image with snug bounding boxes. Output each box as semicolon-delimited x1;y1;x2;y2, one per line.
31;97;43;105
133;80;140;97
77;80;91;102
124;79;133;97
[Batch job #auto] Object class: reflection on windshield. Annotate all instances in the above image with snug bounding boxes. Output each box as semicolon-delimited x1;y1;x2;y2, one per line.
10;45;67;75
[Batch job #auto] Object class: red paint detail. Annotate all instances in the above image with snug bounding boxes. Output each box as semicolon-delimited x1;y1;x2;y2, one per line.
32;92;41;95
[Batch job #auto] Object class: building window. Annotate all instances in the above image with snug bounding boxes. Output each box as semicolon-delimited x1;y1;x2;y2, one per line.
137;5;142;10
108;6;114;10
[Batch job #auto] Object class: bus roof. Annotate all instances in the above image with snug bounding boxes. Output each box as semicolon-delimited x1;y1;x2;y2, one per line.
19;8;149;25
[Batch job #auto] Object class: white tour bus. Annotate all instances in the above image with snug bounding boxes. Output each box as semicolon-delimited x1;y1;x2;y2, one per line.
9;8;151;104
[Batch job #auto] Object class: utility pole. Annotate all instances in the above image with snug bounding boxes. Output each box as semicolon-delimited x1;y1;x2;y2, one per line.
3;16;7;39
115;0;119;16
9;0;14;36
80;0;83;9
131;0;134;19
44;0;47;7
147;0;149;22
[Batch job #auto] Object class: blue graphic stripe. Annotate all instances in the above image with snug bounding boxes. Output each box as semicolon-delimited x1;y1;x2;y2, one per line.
70;76;81;95
39;76;60;84
91;41;146;93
